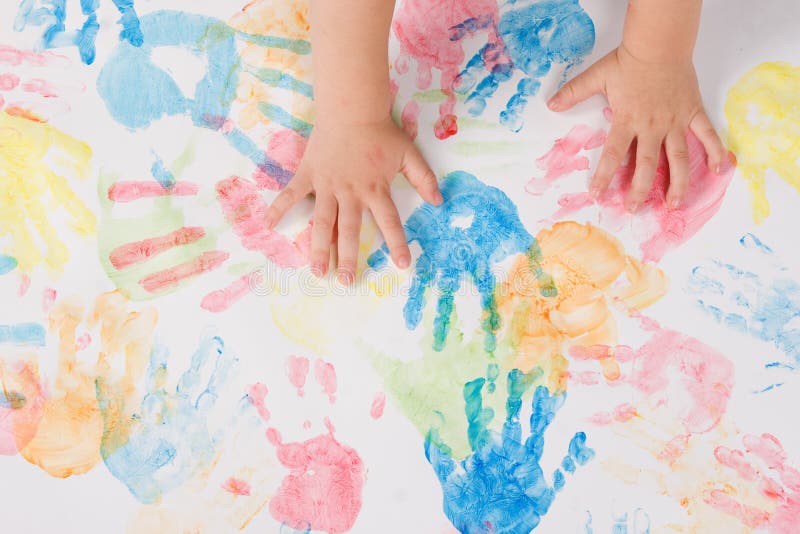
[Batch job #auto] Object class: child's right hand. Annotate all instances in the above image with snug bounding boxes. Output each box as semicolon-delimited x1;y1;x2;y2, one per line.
265;115;443;284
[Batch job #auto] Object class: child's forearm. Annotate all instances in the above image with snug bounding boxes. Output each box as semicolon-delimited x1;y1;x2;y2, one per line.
310;0;395;124
622;0;702;63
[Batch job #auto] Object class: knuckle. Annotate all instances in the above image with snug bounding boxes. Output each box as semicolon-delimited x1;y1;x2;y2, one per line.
669;148;690;162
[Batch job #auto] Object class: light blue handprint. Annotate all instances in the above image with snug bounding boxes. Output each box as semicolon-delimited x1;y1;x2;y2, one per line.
454;0;595;132
688;233;800;382
14;0;142;65
96;334;237;504
96;10;309;186
425;369;595;533
368;171;542;353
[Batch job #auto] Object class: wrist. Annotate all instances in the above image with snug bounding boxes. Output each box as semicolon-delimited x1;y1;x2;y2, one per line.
622;0;699;64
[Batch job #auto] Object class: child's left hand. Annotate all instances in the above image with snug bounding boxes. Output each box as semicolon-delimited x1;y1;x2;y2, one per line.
547;44;727;211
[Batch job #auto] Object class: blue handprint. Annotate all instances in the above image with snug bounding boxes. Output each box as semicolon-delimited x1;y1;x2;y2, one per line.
454;0;595;132
96;334;238;504
688;234;800;381
15;0;142;65
425;369;595;533
97;10;308;186
368;171;537;353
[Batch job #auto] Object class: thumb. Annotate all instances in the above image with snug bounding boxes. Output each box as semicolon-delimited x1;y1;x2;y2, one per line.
547;65;602;112
401;143;443;205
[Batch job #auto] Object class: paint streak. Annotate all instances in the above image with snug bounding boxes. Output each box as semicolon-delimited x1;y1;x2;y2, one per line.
314;359;337;403
0;110;96;272
456;0;595;132
0;44;65;67
14;0;143;64
393;0;503;139
0;255;17;275
41;287;56;312
0;360;45;455
248;383;271;422
688;235;800;373
109;227;206;270
200;274;252;313
536;119;736;262
0;323;46;346
222;477;252;496
370;392;386;420
708;433;800;532
139;250;230;294
287;355;310;397
99;335;237;503
268;418;365;534
20;292;156;478
496;221;668;392
725;62;800;223
426;371;594;533
368;171;535;352
107;181;199;202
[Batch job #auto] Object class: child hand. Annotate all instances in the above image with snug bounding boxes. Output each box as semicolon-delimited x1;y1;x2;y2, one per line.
265;116;443;284
547;45;727;211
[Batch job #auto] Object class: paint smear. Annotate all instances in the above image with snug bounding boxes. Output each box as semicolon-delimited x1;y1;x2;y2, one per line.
426;371;594;533
0;360;45;455
286;355;310;397
20;292;156;478
725;62;800;223
0;110;96;273
368;171;536;352
314;359;337;403
533;119;736;262
222;477;252;496
370;392;386;420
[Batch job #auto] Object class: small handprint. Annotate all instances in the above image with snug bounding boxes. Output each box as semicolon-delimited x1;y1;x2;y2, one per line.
688;234;800;381
98;333;238;504
455;0;595;132
15;0;143;65
245;355;366;533
425;369;594;533
18;291;156;478
392;0;503;139
368;171;535;352
530;116;735;262
0;110;96;273
706;433;800;532
725;62;800;223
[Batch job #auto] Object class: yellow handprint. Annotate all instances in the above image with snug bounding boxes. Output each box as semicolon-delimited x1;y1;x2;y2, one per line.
0;110;96;273
725;62;800;223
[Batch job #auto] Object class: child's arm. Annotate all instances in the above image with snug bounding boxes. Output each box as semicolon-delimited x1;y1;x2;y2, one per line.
265;0;442;284
548;0;727;211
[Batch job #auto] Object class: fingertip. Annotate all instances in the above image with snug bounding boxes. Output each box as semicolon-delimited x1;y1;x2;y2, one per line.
547;95;562;112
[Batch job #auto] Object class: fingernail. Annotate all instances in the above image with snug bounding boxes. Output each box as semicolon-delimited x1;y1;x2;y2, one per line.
433;191;444;205
311;263;325;278
337;270;354;285
397;255;410;269
668;197;681;209
264;217;275;230
627;201;640;213
547;96;560;110
589;186;601;199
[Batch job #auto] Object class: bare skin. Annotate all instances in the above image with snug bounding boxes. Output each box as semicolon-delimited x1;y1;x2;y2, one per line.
266;0;726;284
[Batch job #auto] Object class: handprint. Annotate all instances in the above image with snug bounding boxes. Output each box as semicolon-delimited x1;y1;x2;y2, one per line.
368;171;536;352
725;62;800;223
0;45;78;119
529;116;735;262
14;0;143;65
688;234;800;381
425;370;594;533
392;0;504;139
0;110;96;273
18;291;156;478
98;333;238;504
454;0;595;132
706;433;800;532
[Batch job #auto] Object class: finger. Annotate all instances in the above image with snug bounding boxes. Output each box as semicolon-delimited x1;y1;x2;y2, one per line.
369;191;411;269
665;130;691;209
590;123;634;198
547;62;603;112
264;168;312;229
401;144;443;205
626;135;662;212
689;110;727;174
310;191;337;276
335;198;362;285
